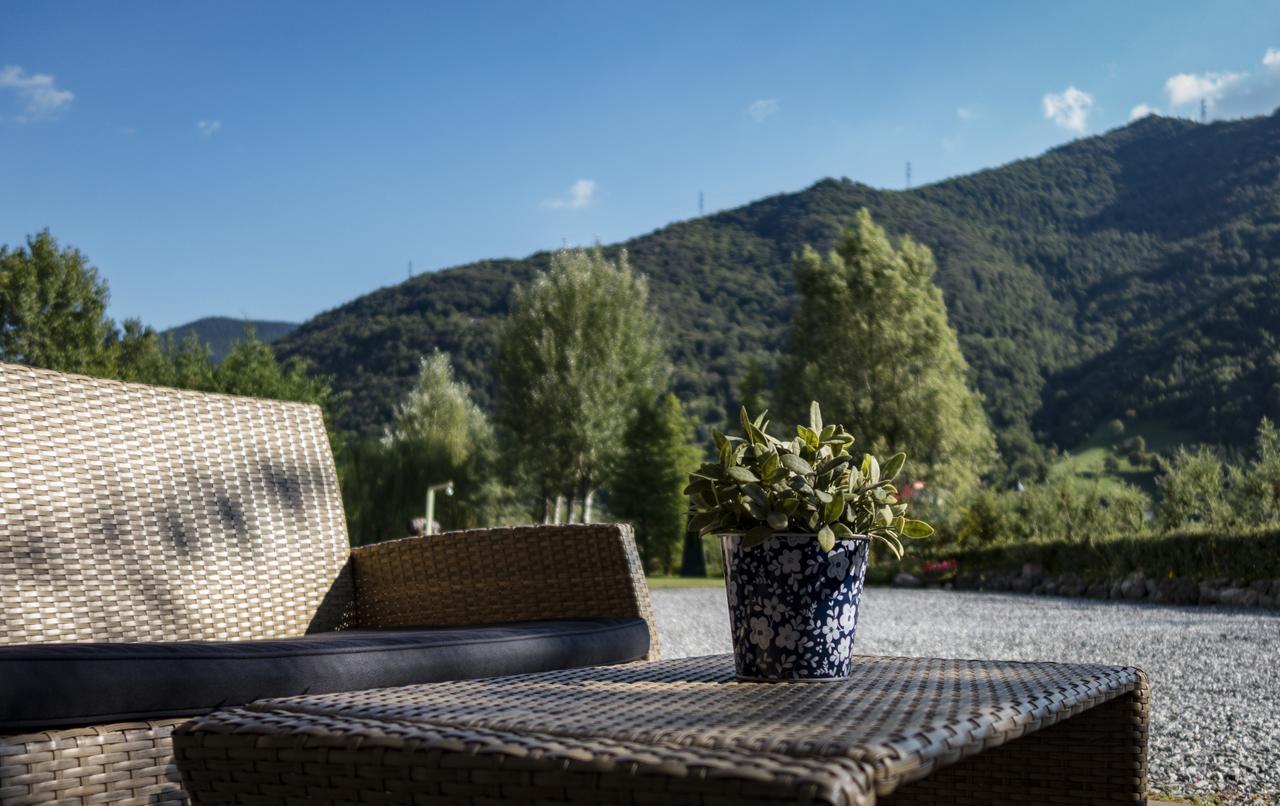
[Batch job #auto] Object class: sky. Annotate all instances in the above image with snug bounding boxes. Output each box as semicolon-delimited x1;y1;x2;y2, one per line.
2;1;1279;329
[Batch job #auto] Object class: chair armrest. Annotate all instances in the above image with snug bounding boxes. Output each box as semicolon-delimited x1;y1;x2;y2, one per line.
348;523;660;660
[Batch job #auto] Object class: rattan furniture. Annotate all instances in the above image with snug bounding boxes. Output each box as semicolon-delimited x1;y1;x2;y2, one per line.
0;361;658;805
175;654;1149;805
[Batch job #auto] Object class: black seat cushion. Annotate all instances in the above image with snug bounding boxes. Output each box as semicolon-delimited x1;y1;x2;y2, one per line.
0;618;649;731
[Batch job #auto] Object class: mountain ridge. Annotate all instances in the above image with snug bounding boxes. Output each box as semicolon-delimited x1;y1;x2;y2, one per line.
274;110;1280;473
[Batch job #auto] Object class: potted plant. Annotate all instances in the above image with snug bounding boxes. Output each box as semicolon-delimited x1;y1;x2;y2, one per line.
685;402;932;681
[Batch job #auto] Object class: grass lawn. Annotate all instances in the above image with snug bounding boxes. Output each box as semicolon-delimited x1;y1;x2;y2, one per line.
645;575;724;589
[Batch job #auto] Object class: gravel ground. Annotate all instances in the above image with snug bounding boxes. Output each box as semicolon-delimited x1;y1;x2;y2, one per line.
652;586;1280;802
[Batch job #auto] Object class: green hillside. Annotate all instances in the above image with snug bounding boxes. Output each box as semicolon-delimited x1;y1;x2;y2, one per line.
275;110;1280;472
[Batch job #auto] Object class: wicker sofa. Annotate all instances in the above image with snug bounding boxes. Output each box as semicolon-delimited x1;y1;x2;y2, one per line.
0;362;658;805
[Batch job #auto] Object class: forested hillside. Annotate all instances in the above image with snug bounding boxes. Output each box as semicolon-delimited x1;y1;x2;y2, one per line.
275;110;1280;471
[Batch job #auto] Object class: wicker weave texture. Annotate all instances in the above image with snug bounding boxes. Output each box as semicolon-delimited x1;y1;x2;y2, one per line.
175;654;1148;805
0;719;186;805
0;361;353;645
884;682;1150;804
351;523;660;660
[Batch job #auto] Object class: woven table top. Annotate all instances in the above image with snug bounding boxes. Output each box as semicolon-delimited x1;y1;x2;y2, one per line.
185;654;1144;804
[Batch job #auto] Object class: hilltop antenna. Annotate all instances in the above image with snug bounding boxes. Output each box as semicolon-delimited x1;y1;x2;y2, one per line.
699;191;704;216
408;260;413;279
1200;99;1207;123
905;161;912;190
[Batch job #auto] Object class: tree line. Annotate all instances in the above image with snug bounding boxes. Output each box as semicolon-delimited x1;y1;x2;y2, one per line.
2;212;997;573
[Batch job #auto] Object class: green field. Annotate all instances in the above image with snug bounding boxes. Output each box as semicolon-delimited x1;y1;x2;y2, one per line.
645;575;724;589
1049;419;1198;494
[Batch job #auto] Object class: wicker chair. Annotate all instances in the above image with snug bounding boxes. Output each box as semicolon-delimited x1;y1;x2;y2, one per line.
0;361;657;805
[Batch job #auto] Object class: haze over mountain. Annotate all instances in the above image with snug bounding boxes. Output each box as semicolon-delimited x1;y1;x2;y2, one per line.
275;110;1280;472
165;317;298;363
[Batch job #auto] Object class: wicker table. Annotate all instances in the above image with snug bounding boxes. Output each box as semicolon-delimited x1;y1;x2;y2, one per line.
174;654;1149;805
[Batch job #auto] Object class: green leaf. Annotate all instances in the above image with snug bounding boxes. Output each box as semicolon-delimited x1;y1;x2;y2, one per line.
880;452;906;482
742;524;774;548
780;453;814;475
742;483;769;508
831;522;855;539
809;401;823;433
823;491;845;524
712;430;728;453
727;466;759;483
902;519;935;539
767;510;789;530
817;454;850;475
796;425;819;450
739;406;759;444
760;452;781;481
817;524;835;553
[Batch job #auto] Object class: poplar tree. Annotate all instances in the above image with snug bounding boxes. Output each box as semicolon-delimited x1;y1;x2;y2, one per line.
496;247;665;521
781;209;996;501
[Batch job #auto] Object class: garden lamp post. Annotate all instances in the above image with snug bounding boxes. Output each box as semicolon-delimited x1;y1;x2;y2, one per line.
424;480;454;536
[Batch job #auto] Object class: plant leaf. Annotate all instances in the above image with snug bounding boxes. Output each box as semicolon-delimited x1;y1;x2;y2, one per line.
809;401;823;433
743;524;774;548
817;524;835;552
902;519;935;539
823;491;845;524
780;453;814;475
880;452;906;482
727;466;759;483
767;510;789;530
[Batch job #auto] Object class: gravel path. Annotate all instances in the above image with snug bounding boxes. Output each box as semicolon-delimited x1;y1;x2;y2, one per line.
652;586;1280;801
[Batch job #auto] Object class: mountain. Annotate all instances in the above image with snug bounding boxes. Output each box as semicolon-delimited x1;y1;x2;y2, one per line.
274;110;1280;471
165;317;299;362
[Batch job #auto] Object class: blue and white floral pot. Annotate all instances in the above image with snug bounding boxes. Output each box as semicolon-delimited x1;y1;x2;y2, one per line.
720;532;870;681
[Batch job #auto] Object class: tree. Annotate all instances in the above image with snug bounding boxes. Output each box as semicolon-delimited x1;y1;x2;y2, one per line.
343;352;506;544
495;247;666;521
608;393;700;573
1226;417;1280;527
780;209;996;502
111;319;176;385
1156;447;1228;531
0;230;114;374
385;351;505;530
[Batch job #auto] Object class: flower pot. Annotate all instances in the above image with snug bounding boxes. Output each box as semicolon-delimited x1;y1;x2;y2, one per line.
719;532;870;681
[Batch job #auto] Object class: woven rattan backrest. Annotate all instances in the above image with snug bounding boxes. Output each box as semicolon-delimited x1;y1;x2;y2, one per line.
0;362;353;645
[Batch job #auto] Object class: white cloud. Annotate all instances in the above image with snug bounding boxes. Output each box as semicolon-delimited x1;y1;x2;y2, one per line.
746;98;779;122
1042;86;1093;134
1129;103;1158;120
1164;71;1245;107
956;106;977;121
1264;48;1280;69
0;65;73;121
541;179;596;210
196;119;222;136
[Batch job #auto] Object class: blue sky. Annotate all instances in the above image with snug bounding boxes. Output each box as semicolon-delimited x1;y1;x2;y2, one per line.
2;1;1278;329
